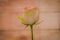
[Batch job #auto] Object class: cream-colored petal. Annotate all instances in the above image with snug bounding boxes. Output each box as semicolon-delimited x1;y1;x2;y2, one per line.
24;8;39;24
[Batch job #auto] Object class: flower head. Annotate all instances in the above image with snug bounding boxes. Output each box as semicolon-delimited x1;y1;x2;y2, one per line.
18;7;40;25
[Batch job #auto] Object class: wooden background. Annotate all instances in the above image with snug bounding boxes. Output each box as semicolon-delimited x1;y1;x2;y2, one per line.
0;0;60;40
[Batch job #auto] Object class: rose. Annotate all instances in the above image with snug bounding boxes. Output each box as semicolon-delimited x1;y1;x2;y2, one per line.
18;7;40;40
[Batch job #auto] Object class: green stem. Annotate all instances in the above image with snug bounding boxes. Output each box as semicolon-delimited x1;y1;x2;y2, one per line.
30;25;33;40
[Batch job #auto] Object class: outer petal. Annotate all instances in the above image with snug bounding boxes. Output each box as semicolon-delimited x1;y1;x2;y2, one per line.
18;16;26;24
